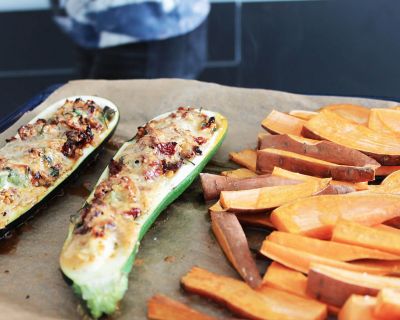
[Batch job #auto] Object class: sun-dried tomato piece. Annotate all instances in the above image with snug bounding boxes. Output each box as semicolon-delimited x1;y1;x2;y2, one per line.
156;142;177;156
123;207;141;219
62;126;94;158
109;159;123;176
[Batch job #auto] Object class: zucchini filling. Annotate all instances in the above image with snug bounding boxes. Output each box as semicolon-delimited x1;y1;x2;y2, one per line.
0;98;117;232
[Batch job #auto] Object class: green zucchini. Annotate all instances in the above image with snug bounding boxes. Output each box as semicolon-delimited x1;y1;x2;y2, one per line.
0;96;119;238
59;108;228;318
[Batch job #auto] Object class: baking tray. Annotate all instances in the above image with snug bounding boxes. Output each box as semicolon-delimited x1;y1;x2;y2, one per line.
0;79;397;319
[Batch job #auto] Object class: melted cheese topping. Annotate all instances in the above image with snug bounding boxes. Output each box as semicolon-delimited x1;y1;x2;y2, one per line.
60;107;219;277
0;98;116;229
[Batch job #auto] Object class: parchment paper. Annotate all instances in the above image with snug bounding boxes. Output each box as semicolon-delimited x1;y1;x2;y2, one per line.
0;79;397;320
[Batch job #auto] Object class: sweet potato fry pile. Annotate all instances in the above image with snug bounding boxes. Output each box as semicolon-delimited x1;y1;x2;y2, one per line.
147;105;400;320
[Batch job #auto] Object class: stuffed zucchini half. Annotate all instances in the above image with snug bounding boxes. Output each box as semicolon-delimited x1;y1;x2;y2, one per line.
60;107;228;318
0;96;119;238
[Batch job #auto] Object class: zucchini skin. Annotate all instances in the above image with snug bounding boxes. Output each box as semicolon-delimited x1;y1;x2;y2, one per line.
0;97;120;239
62;110;228;318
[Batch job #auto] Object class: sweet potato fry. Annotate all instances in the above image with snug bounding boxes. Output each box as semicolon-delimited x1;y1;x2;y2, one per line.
375;166;400;177
200;173;299;201
374;224;400;234
237;213;274;229
270;193;400;239
208;201;226;213
288;110;318;120
303;110;400;165
181;267;328;320
368;108;400;135
259;241;398;275
229;149;257;172
338;295;378;320
262;261;308;297
267;231;400;261
374;288;400;319
338;288;400;320
350;259;400;274
211;211;262;288
319;104;370;125
271;166;366;191
271;166;323;182
307;264;400;307
221;168;258;179
147;294;216;320
261;262;339;315
258;134;380;168
220;178;331;213
332;220;400;255
257;148;375;182
261;110;306;135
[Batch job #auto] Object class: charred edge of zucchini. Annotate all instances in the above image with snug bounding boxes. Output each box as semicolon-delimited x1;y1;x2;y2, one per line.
0;100;120;239
64;112;227;318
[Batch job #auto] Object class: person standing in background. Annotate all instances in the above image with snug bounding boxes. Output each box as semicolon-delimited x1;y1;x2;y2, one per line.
51;0;210;79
